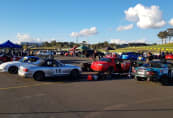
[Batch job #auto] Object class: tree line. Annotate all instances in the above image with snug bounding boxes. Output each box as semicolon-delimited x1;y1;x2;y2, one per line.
157;28;173;44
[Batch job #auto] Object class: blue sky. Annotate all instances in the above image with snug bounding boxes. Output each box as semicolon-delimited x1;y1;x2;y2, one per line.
0;0;173;44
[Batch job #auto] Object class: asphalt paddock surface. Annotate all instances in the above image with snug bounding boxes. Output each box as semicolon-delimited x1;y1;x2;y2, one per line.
1;56;173;118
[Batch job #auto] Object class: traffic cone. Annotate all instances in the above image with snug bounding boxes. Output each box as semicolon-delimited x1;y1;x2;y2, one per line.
87;75;93;81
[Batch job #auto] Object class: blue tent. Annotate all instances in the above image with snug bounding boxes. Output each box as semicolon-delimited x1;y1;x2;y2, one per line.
0;40;22;48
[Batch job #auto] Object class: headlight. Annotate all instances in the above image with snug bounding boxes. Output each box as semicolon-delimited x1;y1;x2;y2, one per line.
98;64;103;66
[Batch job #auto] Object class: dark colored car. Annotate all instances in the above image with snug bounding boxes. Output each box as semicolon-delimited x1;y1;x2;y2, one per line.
121;52;141;60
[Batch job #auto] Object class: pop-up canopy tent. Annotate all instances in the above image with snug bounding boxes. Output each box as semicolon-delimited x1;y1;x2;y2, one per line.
0;40;22;48
76;45;90;50
69;45;78;51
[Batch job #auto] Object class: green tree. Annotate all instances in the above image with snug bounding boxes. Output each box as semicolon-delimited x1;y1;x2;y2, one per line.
43;41;50;47
50;40;56;46
157;31;168;44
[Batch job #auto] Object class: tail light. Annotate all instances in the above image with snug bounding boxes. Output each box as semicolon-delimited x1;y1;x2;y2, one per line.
147;71;155;75
23;68;28;72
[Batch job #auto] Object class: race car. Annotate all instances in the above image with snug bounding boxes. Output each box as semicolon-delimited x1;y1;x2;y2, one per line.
165;54;173;60
134;61;173;84
0;54;21;64
121;52;140;60
90;57;131;74
0;56;40;74
18;59;81;81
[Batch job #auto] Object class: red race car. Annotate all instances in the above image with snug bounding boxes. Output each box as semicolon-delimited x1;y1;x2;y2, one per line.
0;54;21;64
165;54;173;60
90;57;131;74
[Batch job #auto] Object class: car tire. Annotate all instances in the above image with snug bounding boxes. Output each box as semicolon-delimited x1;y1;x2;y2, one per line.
135;77;143;81
107;67;114;75
33;71;45;81
8;66;18;74
70;70;80;80
161;75;169;85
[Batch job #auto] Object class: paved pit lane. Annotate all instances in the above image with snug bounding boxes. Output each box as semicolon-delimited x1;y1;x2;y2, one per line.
0;56;173;118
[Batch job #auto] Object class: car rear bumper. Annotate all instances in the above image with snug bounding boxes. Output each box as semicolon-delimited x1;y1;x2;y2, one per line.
18;71;33;78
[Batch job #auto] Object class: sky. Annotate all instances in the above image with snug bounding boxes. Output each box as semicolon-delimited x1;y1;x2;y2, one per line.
0;0;173;44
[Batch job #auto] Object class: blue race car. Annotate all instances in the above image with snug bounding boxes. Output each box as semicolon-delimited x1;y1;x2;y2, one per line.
134;61;173;84
121;52;141;60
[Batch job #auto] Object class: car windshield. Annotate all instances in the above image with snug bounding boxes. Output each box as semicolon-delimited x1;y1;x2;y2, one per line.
19;57;38;63
99;58;112;62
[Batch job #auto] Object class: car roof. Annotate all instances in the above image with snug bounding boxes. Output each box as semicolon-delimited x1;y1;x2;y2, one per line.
24;56;39;59
103;57;116;59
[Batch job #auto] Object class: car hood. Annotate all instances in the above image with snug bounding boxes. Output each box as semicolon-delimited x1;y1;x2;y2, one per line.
0;61;21;67
92;61;108;65
65;64;80;68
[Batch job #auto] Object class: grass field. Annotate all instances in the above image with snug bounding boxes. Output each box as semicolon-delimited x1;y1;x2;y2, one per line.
30;43;173;53
110;43;173;53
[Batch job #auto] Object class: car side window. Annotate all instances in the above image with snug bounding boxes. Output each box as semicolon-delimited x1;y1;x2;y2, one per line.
161;64;168;68
55;61;62;67
46;60;54;67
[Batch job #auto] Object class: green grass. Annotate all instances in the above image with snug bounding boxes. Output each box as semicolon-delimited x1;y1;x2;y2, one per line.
109;43;173;53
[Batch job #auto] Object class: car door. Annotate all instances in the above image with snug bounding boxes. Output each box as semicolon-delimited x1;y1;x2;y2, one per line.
160;64;169;76
43;60;57;77
54;61;67;76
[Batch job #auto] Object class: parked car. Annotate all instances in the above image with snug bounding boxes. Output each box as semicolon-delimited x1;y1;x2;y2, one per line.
56;51;67;56
165;54;173;60
90;57;131;74
121;52;140;60
0;54;21;64
37;50;54;56
134;61;173;84
0;56;40;74
18;59;81;81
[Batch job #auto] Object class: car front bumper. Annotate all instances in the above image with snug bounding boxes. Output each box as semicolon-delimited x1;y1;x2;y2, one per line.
0;67;8;72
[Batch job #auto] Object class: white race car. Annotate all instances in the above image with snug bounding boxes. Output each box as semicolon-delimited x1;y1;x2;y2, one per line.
0;56;40;74
18;59;81;81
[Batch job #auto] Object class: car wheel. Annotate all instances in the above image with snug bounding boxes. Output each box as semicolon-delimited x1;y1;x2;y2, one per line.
107;67;114;75
161;75;169;85
70;70;80;80
8;66;18;74
33;72;45;81
135;77;143;81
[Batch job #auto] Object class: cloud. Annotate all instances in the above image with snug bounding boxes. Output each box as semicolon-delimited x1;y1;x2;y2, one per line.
124;4;166;29
70;27;97;38
16;33;41;44
110;39;127;44
128;38;147;43
110;38;147;44
169;18;173;26
116;24;133;31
